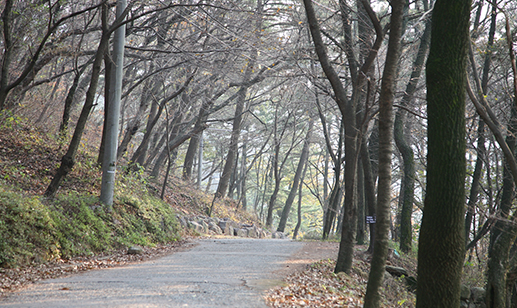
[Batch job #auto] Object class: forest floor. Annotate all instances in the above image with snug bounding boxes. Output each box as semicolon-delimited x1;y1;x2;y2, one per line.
1;239;416;307
0;122;417;306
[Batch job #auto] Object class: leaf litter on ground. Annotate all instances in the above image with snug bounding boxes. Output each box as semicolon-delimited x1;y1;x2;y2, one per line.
265;248;416;308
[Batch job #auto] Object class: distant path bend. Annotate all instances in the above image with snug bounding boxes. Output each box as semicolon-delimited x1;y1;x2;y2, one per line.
0;238;315;308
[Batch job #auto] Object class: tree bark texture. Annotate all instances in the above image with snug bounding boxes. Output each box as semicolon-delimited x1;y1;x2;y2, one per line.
303;0;360;275
416;0;471;306
363;0;403;306
395;15;431;254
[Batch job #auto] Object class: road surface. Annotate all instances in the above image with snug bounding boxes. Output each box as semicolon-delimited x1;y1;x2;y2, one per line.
0;238;312;308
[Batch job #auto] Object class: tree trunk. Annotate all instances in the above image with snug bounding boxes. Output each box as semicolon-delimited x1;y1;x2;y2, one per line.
322;120;344;239
293;160;308;240
361;136;377;254
129;77;192;168
395;15;431;254
305;0;375;274
182;119;203;181
356;161;365;245
277;117;313;233
59;62;92;136
149;111;184;178
416;0;471;306
465;0;496;249
486;106;517;308
265;124;282;228
215;84;248;199
363;1;403;306
45;3;112;198
0;0;15;111
117;77;156;160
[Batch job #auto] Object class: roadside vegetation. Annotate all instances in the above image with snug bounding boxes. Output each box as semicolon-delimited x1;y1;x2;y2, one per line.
0;120;485;307
0;120;256;294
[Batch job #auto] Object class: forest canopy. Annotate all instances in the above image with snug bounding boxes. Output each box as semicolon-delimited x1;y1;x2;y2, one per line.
1;0;517;306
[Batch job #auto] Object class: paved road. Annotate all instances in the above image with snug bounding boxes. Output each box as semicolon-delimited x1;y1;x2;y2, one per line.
0;238;305;308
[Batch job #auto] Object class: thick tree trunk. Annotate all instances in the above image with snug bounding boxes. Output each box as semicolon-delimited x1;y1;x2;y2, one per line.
0;0;14;111
416;0;471;306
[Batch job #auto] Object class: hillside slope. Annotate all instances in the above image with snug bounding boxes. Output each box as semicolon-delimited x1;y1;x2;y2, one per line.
0;122;260;293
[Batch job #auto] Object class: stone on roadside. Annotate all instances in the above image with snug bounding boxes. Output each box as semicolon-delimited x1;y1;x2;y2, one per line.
208;222;223;235
218;220;231;234
127;246;144;255
177;215;188;229
247;226;258;238
236;228;248;237
198;220;209;233
188;221;204;234
272;231;286;239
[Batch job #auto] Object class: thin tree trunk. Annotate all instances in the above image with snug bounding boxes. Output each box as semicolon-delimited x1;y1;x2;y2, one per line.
395;15;431;254
59;60;93;136
322;120;344;239
215;84;249;199
356;161;365;245
465;1;496;249
129;76;193;167
293;160;308;240
45;3;113;198
361;136;377;254
363;0;403;306
304;0;366;274
277;118;313;233
35;66;63;125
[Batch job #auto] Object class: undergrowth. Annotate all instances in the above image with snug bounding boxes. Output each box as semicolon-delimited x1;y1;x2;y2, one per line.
0;175;181;268
0;118;183;268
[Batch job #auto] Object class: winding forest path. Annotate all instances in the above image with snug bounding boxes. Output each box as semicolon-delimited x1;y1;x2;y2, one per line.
0;238;338;308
